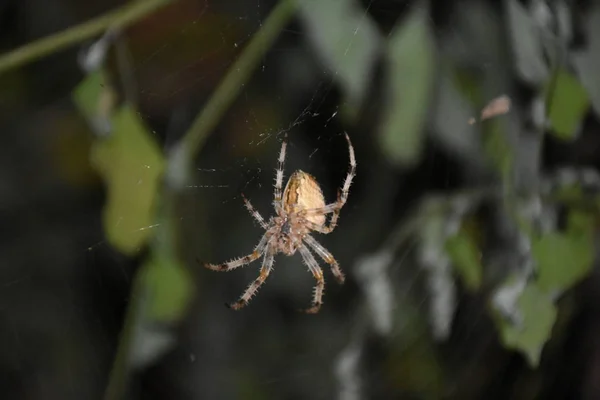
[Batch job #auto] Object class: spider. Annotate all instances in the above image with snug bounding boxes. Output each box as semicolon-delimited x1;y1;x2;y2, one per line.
200;133;356;314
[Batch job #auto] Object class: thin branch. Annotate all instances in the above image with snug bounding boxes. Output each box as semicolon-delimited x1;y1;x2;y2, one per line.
102;274;145;400
0;0;175;76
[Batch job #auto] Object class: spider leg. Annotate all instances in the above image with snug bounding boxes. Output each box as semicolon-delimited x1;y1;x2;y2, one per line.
302;202;340;215
304;234;345;284
201;232;269;271
298;244;325;314
241;193;268;229
299;133;356;234
303;220;328;234
227;251;275;310
297;194;343;233
273;134;288;213
338;132;357;208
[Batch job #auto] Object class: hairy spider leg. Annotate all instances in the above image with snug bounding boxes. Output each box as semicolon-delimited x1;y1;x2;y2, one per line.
241;193;268;229
304;234;345;284
273;134;288;213
298;244;325;314
201;232;270;271
227;251;275;310
300;132;356;233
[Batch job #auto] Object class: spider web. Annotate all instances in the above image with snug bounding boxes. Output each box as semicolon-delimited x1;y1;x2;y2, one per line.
112;2;474;399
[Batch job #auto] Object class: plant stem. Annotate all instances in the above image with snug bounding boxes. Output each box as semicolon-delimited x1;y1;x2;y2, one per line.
0;0;175;76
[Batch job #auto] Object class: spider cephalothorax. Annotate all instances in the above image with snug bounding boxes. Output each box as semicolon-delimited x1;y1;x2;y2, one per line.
201;133;356;314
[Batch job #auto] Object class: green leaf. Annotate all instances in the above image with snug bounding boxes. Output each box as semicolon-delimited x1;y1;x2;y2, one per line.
141;253;194;323
72;69;117;136
379;3;436;166
298;0;382;111
531;209;595;293
418;198;447;249
553;183;584;205
547;69;590;140
445;230;482;291
72;69;108;120
482;119;513;178
90;105;165;255
496;283;557;367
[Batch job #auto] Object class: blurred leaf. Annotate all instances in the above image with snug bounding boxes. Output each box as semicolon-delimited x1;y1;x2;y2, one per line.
546;69;590;140
505;0;549;85
531;209;594;293
73;69;116;120
379;4;436;166
418;199;457;340
418;199;447;253
482;119;513;177
496;283;556;367
72;69;117;135
298;0;382;111
90;105;165;255
72;69;107;119
572;6;600;121
428;65;484;164
142;253;194;323
552;182;584;204
445;228;482;291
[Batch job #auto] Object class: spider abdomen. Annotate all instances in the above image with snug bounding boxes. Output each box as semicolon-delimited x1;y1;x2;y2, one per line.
282;170;326;227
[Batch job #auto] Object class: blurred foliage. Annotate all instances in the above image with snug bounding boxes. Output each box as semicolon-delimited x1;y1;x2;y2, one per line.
532;209;595;293
379;4;436;167
445;221;483;291
482;119;514;178
495;281;557;367
298;0;381;113
506;0;550;85
72;69;112;124
87;101;165;256
546;68;590;140
141;251;194;323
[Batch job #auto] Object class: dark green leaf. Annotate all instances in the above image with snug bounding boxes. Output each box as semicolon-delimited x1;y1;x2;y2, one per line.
445;230;482;291
496;283;556;367
482;119;513;178
547;69;590;140
531;210;594;293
